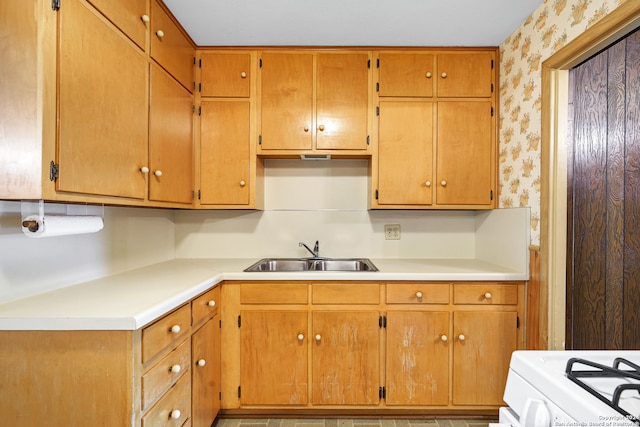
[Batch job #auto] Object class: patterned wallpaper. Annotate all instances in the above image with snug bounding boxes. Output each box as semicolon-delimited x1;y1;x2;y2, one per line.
498;0;628;246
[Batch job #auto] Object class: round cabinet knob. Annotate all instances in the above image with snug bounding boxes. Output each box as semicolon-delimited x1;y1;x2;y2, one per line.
318;124;325;132
169;409;181;420
484;292;493;300
440;335;448;342
170;364;181;373
415;291;423;298
239;180;246;187
240;71;247;78
458;334;465;341
303;126;309;132
440;180;447;187
154;170;163;177
197;359;206;367
156;30;165;39
425;181;431;187
315;334;322;342
425;72;432;78
141;14;150;23
170;325;181;334
441;72;447;78
140;166;149;174
297;333;304;341
207;300;216;307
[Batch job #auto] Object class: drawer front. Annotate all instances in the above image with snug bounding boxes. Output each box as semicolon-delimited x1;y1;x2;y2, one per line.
142;373;191;427
142;339;190;411
453;283;519;305
192;285;220;325
386;283;449;304
312;283;379;304
142;304;191;363
240;283;308;304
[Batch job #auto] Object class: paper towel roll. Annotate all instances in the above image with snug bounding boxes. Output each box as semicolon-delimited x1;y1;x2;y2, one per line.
21;215;104;238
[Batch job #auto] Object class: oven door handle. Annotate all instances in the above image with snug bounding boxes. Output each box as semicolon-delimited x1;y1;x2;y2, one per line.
521;398;551;427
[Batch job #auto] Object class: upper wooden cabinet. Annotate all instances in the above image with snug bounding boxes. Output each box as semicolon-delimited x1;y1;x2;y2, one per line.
200;52;251;98
372;48;497;209
377;51;494;98
196;50;262;209
150;0;194;91
86;0;148;49
258;51;372;155
57;0;149;199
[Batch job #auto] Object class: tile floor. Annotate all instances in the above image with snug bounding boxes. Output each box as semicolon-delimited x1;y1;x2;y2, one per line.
214;418;498;427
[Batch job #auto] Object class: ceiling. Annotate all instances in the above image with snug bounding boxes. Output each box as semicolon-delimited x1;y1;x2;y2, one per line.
163;0;544;47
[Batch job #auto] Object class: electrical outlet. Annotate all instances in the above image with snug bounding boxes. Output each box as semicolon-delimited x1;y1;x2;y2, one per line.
384;224;401;240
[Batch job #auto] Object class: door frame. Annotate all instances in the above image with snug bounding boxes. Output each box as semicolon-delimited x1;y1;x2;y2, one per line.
541;2;640;349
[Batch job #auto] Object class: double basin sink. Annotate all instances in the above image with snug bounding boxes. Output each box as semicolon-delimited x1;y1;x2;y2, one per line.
244;258;378;272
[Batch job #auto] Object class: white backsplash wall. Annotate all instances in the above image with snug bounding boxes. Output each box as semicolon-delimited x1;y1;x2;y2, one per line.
0;201;176;303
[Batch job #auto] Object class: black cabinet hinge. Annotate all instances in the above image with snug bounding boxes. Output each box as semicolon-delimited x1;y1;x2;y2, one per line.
52;0;60;11
219;391;222;400
198;189;201;200
198;106;202;116
259;58;262;68
199;82;202;92
376;82;379;92
376;106;380;116
378;315;386;328
375;189;379;200
379;386;386;399
517;316;520;329
491;107;494;117
199;58;202;68
219;319;222;328
191;190;195;200
238;386;241;398
366;135;370;145
491;83;494;93
238;315;241;327
367;59;371;69
490;190;494;201
258;135;262;145
491;59;494;69
49;161;59;181
376;58;380;68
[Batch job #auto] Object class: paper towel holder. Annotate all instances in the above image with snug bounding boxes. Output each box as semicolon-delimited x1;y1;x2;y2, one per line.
20;200;105;233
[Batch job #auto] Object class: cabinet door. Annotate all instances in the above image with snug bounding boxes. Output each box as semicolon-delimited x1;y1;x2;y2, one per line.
57;0;148;199
316;53;370;150
452;311;517;405
192;315;220;427
437;53;493;98
149;65;194;204
260;52;314;150
436;101;493;206
312;311;380;405
86;0;147;49
201;52;251;98
200;100;250;205
385;311;449;405
378;53;435;97
150;0;194;91
377;101;434;205
240;311;308;405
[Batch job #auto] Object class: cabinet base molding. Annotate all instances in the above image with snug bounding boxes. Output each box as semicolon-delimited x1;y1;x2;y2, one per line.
219;409;499;418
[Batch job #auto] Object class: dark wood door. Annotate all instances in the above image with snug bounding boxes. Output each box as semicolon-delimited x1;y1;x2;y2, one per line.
567;28;640;349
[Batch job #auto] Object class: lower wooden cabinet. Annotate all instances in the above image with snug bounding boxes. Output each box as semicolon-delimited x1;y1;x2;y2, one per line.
0;285;222;427
222;280;525;413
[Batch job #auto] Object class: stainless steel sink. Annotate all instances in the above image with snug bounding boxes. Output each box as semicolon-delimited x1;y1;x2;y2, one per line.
244;258;378;272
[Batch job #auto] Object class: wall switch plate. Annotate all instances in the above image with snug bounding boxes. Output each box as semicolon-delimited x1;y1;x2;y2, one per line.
384;224;401;240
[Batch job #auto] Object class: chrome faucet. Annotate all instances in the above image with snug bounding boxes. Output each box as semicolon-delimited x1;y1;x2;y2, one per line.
299;240;320;259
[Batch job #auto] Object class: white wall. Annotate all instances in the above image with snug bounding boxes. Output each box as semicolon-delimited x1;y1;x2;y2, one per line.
0;201;175;303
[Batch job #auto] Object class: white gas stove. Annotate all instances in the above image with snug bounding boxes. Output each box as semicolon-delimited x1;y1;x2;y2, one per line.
493;350;640;427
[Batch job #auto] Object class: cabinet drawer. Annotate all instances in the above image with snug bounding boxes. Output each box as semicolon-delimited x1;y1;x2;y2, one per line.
386;283;449;304
453;283;518;305
142;339;190;411
142;304;191;363
312;283;379;304
142;373;191;427
192;286;220;325
240;283;308;304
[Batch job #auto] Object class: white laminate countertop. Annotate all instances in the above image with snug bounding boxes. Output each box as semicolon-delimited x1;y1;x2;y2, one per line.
0;257;527;331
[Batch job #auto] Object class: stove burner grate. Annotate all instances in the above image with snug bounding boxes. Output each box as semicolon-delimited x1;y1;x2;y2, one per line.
566;357;640;425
